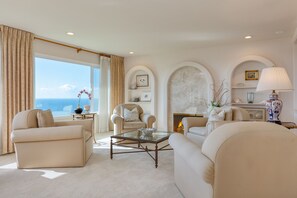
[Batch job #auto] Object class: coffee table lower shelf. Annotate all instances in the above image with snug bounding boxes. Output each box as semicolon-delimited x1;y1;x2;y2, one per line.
110;137;172;168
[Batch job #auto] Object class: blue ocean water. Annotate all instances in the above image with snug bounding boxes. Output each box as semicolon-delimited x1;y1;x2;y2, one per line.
35;98;98;116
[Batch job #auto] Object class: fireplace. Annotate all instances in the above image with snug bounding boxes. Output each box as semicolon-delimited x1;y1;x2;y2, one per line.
173;113;203;133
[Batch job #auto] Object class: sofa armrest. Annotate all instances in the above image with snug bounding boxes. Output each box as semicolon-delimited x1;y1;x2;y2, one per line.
182;117;208;135
11;125;84;143
140;114;156;128
169;133;214;185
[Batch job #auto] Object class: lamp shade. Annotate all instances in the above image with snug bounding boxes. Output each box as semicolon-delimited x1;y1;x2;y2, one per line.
256;67;293;92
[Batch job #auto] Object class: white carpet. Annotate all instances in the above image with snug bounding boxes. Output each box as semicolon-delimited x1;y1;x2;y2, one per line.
0;140;182;198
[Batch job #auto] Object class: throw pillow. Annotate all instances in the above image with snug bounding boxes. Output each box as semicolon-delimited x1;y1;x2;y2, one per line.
37;109;55;127
123;107;140;122
208;108;225;122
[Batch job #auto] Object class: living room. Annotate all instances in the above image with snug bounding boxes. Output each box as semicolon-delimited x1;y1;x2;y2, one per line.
1;0;297;197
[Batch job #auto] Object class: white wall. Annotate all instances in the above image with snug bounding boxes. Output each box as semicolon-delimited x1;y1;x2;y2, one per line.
125;37;295;130
34;39;100;66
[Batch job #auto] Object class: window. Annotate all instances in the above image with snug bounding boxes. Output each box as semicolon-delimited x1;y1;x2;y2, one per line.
34;57;99;117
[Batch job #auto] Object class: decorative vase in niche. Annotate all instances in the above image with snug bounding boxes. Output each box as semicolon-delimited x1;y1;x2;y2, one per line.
247;92;254;104
75;106;83;114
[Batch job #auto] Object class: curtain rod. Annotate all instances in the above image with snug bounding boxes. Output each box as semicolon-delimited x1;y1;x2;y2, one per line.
34;37;111;58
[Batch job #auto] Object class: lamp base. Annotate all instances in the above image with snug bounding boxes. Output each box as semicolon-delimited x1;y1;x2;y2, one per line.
266;91;282;124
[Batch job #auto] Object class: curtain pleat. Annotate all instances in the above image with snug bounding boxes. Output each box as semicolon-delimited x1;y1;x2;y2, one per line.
109;55;124;129
1;25;34;154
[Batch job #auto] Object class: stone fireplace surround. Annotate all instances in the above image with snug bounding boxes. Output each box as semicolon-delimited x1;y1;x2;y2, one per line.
166;62;214;131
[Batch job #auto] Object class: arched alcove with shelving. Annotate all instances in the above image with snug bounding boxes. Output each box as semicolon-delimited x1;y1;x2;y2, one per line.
125;66;156;116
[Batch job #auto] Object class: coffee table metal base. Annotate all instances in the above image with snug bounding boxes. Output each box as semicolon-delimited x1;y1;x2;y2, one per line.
110;138;172;168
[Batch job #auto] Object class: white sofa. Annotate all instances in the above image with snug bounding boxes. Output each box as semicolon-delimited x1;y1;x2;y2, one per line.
169;122;297;198
182;106;250;146
11;109;93;168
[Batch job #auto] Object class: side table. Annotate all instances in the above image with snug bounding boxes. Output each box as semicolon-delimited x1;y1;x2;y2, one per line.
72;113;97;143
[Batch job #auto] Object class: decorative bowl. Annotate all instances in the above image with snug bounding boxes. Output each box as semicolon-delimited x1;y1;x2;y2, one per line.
138;128;157;136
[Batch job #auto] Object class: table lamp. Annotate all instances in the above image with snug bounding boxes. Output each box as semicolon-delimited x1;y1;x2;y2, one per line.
256;67;293;124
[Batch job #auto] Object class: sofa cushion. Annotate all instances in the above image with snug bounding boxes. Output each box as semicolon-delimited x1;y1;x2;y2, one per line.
37;109;55;128
12;109;40;130
124;121;146;129
123;107;140;122
189;127;208;136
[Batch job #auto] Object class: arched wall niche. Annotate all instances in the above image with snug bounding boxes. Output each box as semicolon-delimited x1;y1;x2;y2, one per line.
165;62;214;131
228;55;274;104
125;65;156;118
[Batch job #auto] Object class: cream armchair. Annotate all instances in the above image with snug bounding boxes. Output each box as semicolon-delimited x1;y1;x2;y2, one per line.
182;106;249;146
111;104;156;135
169;122;297;198
11;109;93;168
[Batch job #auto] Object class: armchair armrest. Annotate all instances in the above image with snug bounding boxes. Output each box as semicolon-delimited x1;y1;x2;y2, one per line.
169;133;214;185
182;117;208;135
140;114;156;128
11;125;84;143
111;114;124;124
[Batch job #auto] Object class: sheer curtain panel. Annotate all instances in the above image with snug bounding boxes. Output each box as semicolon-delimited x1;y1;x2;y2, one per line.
0;25;34;154
98;56;110;133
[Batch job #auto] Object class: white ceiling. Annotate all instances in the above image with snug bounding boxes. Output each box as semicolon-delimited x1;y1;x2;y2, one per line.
0;0;297;57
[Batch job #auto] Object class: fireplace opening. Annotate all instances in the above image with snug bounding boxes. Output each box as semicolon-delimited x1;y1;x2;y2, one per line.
173;113;203;133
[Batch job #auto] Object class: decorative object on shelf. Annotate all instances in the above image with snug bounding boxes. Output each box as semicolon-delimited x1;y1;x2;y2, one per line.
236;82;245;87
140;92;151;102
247;92;254;103
233;97;243;104
245;70;259;80
136;74;149;87
130;83;137;90
84;105;90;113
256;67;293;124
76;89;92;114
132;97;140;102
210;80;229;109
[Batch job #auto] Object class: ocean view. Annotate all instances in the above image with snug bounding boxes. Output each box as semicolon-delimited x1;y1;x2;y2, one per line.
35;98;98;116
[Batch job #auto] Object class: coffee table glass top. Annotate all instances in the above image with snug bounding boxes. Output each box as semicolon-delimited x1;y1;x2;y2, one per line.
111;130;173;143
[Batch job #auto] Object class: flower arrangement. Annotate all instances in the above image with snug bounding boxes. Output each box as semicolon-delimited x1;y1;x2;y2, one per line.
210;80;229;108
77;89;92;107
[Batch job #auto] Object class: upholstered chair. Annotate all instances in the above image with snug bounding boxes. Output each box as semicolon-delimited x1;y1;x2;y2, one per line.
169;122;297;198
11;109;93;168
111;104;156;135
182;106;250;146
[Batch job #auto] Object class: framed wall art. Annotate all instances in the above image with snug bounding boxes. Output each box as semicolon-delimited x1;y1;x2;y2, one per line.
136;74;149;87
245;70;259;80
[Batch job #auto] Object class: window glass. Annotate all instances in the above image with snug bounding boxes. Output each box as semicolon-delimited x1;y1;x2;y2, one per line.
35;57;99;117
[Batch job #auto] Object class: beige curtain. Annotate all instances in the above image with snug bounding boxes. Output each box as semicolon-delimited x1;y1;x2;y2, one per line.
109;55;124;129
1;25;34;154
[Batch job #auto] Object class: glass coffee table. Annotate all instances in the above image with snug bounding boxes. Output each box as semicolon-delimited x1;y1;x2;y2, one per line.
110;130;173;168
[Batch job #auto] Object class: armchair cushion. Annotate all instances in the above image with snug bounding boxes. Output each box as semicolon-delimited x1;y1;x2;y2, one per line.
208;109;225;121
189;127;208;136
123;107;140;122
37;109;54;127
124;121;146;129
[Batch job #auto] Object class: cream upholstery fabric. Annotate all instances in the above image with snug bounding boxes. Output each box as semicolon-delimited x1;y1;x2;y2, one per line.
169;122;297;198
182;106;249;145
11;109;93;168
36;109;55;127
111;104;156;135
123;107;140;122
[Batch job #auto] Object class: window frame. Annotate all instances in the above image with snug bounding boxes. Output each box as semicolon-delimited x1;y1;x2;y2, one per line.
34;53;100;119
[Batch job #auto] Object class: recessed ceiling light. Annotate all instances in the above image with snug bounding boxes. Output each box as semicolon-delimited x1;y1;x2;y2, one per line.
129;52;134;54
244;35;252;39
66;32;74;36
